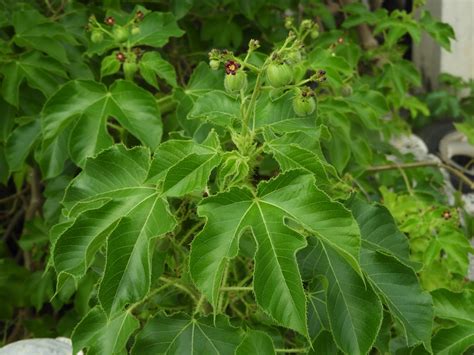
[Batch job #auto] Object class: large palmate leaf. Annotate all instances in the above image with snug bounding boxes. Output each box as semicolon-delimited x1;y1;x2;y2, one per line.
432;324;474;355
351;199;433;351
147;131;221;197
139;52;177;88
190;171;360;336
235;330;275;355
432;288;474;323
188;91;240;126
42;80;162;166
72;306;139;355
349;199;414;268
264;131;333;185
299;237;382;355
52;145;175;315
132;314;243;354
5;119;40;172
12;8;77;63
0;51;67;107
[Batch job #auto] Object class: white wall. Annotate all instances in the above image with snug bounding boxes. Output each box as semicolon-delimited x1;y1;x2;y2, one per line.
413;0;474;89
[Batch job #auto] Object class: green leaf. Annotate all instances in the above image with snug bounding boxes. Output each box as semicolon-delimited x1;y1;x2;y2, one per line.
36;128;70;179
129;12;184;47
349;199;414;268
53;145;176;315
131;314;243;354
236;329;275;355
309;330;340;355
171;0;193;19
420;10;455;51
12;8;76;63
163;152;221;197
201;18;243;48
0;98;16;143
88;12;184;55
42;80;162;165
455;122;474;146
307;279;330;341
308;49;353;87
342;3;386;28
100;53;121;79
188;91;240;126
139;52;177;88
432;323;474;355
147;132;221;197
361;250;433;351
299;237;382;355
345;90;389;130
255;91;303;129
190;171;360;336
5;119;40;172
0;145;7;184
72;306;139;355
351;199;433;350
432;288;474;323
0;52;67;107
265;134;330;185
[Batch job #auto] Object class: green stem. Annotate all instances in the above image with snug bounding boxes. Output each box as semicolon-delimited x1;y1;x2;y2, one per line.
366;160;474;190
218;261;230;312
220;286;253;292
128;283;172;312
157;95;177;115
159;276;199;304
242;70;264;134
275;348;309;353
178;220;204;247
193;295;206;315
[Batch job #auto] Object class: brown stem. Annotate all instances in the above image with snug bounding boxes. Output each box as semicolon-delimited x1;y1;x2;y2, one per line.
25;167;42;220
339;0;379;49
366;161;474;190
369;0;383;11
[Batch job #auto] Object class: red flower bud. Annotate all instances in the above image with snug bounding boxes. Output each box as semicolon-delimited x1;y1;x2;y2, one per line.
105;16;115;26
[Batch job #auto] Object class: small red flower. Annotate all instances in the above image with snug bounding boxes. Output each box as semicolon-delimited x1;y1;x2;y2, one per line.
136;10;144;21
442;210;452;220
225;60;241;75
105;16;115;26
116;52;126;62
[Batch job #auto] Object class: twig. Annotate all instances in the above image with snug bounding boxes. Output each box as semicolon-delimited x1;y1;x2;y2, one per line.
25;167;42;220
220;286;253;292
366;161;474;190
159;276;199;303
178;220;204;246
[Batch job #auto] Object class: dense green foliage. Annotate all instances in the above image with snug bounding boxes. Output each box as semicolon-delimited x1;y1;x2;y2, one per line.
1;0;473;354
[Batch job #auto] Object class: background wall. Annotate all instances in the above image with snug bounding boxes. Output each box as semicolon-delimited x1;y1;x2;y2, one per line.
413;0;474;89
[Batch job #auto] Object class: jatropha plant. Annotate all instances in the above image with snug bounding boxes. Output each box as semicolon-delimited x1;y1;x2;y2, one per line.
2;1;471;353
47;17;434;354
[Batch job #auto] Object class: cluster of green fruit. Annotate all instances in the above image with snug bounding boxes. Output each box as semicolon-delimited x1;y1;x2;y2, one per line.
87;11;145;79
208;18;325;118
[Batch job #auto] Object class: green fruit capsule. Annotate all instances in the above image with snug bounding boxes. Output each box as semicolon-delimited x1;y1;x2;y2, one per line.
341;84;353;97
123;61;138;80
113;26;128;43
131;26;140;35
266;63;293;88
91;30;104;43
224;71;247;93
292;93;317;116
209;59;220;70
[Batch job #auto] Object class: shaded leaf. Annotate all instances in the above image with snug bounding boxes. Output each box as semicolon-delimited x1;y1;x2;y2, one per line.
132;313;243;354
